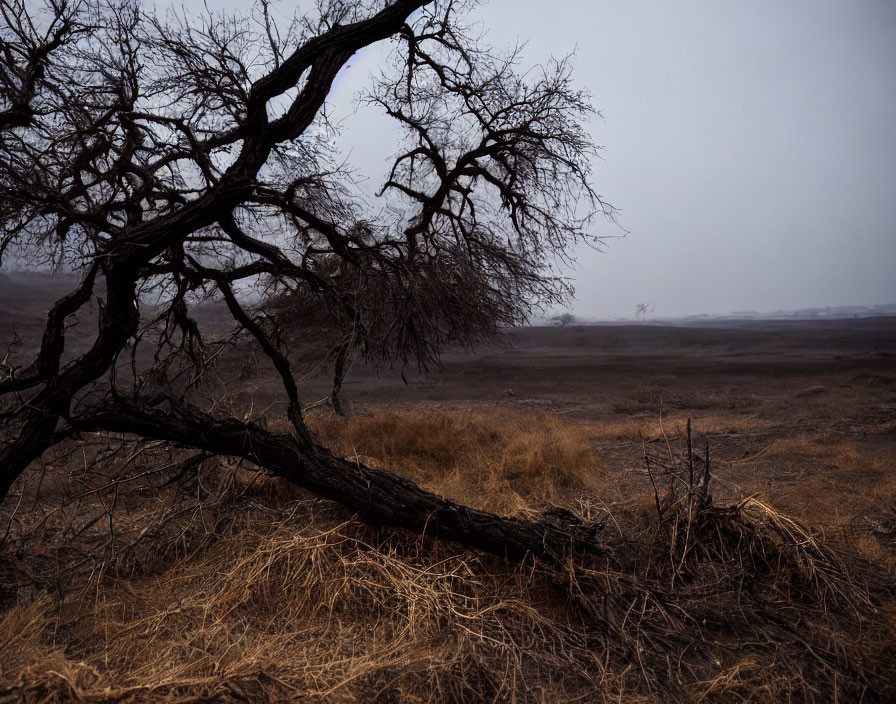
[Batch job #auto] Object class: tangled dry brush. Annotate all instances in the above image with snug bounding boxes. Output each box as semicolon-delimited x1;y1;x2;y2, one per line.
1;409;894;702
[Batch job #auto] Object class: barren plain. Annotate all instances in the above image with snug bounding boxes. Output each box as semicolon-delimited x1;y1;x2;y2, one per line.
1;273;895;702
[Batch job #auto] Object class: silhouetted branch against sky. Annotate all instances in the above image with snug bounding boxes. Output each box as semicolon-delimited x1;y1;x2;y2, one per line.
255;0;896;318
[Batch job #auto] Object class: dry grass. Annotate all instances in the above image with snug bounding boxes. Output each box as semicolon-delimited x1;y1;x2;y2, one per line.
1;516;610;703
0;408;894;703
718;431;896;571
308;407;604;515
544;412;773;445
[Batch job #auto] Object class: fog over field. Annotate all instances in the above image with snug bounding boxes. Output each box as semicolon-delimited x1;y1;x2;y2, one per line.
305;0;896;318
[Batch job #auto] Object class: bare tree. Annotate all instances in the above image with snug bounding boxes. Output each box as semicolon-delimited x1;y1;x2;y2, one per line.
0;0;611;564
550;312;576;326
635;302;654;321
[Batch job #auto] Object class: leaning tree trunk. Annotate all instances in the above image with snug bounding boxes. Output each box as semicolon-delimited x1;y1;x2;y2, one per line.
0;0;610;570
72;400;606;565
329;338;353;417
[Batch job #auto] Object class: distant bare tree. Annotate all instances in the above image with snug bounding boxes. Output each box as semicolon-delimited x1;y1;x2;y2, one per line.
0;0;611;563
550;312;576;327
635;302;655;320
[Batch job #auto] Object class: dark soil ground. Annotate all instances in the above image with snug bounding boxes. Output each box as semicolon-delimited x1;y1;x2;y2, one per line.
333;318;896;532
3;271;895;532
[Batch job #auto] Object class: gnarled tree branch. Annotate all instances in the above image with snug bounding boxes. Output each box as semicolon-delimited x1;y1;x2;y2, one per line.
1;0;612;565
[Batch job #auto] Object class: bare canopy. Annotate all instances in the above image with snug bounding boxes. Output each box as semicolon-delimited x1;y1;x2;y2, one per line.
0;0;609;561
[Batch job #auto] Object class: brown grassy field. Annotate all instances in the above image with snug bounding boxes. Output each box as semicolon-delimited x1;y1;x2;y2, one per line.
1;281;894;702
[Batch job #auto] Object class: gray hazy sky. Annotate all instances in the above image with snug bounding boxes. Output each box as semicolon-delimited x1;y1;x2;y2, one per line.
201;1;896;318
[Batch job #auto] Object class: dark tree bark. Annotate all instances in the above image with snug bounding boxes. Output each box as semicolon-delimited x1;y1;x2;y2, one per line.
73;398;604;564
0;0;612;565
330;338;353;416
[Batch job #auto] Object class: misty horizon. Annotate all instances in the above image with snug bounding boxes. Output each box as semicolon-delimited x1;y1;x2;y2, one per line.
2;268;892;322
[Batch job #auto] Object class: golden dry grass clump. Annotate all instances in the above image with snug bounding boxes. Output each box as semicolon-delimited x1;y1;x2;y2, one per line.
309;407;605;515
0;408;894;703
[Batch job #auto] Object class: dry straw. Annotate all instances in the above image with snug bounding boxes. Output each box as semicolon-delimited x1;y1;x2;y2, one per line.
0;409;893;702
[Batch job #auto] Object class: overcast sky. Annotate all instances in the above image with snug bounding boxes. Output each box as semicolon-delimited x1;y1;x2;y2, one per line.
190;1;896;318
